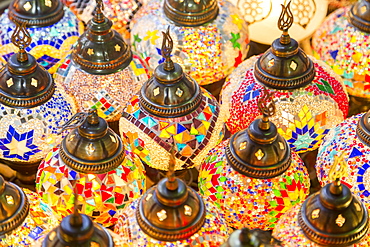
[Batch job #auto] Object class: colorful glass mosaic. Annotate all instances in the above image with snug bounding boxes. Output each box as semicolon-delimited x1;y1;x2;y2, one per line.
315;113;370;213
0;8;84;74
130;0;249;86
272;203;370;246
114;199;230;246
54;54;150;122
0;89;76;164
0;189;59;247
312;7;370;99
198;140;310;231
36;146;146;227
119;88;225;170
220;56;348;153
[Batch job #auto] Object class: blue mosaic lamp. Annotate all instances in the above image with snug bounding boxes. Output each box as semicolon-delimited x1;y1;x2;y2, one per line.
0;0;84;74
0;22;76;183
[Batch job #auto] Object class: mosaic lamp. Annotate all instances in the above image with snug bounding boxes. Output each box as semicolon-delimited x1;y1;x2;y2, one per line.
220;2;349;154
129;0;249;86
221;228;282;247
228;0;327;45
273;155;370;246
114;148;231;246
55;0;150;124
199;89;310;231
0;175;59;246
36;110;146;227
0;0;84;74
312;0;370;104
120;28;224;172
0;22;76;183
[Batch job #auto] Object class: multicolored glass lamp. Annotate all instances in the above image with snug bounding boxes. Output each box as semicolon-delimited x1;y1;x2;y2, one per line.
114;148;231;246
273;155;370;246
129;0;249;86
55;0;150;124
0;22;76;183
221;228;282;247
36;110;146;227
199;89;310;231
0;0;84;74
120;28;224;172
220;2;349;154
312;0;370;108
0;175;59;246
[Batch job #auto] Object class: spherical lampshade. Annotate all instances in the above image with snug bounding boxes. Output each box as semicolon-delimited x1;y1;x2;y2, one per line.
0;23;76;175
273;162;370;246
220;3;348;153
199;91;310;230
129;0;249;86
36;111;146;227
0;176;59;246
120;28;225;171
312;0;370;100
229;0;327;45
0;0;84;74
54;0;150;122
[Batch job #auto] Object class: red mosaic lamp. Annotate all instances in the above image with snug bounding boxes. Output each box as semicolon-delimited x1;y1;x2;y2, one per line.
199;88;310;231
220;2;349;154
119;27;225;173
114;148;231;246
35;110;146;227
273;155;370;246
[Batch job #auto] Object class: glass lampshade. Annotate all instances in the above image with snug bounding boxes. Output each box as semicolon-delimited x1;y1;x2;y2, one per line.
54;0;150;122
220;3;348;153
312;0;370;100
129;0;249;86
0;0;84;74
36;111;146;227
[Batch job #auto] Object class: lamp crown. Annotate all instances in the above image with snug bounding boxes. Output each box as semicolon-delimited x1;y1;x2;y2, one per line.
94;0;105;23
11;22;31;63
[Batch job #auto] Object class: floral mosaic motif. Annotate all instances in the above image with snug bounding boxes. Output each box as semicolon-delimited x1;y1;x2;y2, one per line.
198;140;310;230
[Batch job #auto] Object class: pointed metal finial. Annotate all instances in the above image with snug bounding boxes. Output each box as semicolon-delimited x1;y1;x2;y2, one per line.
70;185;83;227
328;152;348;195
161;26;174;71
166;146;178;190
94;0;105;23
257;87;275;131
11;21;32;63
278;1;293;45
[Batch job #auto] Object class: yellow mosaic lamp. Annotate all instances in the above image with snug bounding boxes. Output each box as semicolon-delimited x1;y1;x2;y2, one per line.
0;0;84;74
120;27;225;172
114;148;231;246
36;110;146;227
54;0;150;124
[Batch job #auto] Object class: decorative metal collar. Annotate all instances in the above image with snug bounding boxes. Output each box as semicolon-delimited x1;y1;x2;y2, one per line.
348;0;370;33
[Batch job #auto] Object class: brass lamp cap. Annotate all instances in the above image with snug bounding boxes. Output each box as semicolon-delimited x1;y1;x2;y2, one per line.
0;175;30;236
137;177;206;241
139;27;202;118
0;22;55;108
60;111;125;174
357;110;370;146
222;228;282;247
163;0;219;26
71;0;132;75
8;0;64;28
254;2;315;90
349;0;370;33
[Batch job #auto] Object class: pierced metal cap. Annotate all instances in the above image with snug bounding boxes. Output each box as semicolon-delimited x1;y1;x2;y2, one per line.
221;228;282;247
357;110;370;146
254;2;315;90
226;89;291;179
349;0;370;33
59;110;125;174
298;154;369;246
163;0;219;26
8;0;64;28
0;22;55;108
137;148;206;241
71;0;132;75
140;27;202;118
0;175;30;236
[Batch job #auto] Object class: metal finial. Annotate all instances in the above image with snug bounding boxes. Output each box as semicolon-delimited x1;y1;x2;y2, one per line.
166;146;178;190
257;88;275;131
11;21;32;63
278;1;293;44
328;152;348;195
57;109;100;134
161;26;174;71
70;185;83;227
94;0;105;23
